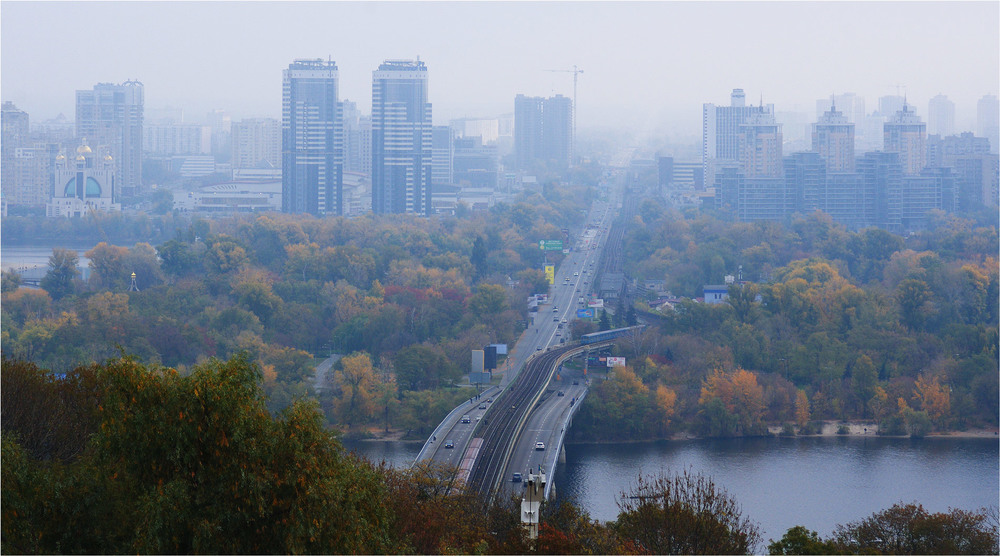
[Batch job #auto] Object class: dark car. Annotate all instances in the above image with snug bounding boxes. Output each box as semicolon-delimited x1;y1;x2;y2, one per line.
512;472;522;482
444;440;454;449
557;391;565;397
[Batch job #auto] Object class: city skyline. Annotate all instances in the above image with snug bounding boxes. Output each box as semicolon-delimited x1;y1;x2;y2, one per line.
2;2;998;139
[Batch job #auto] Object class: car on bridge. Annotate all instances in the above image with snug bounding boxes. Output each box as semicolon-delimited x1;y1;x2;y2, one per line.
461;415;471;423
535;442;545;450
512;472;522;482
444;440;454;449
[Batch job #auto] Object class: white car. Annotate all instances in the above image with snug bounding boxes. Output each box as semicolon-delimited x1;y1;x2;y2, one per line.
535;442;545;450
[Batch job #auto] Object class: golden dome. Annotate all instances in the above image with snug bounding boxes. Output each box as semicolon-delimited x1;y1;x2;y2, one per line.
55;153;66;161
76;144;92;154
76;154;86;162
104;153;113;161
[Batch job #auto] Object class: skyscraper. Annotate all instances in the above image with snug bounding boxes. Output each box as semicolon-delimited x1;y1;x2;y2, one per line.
812;102;855;172
1;102;29;204
282;59;343;215
431;126;453;186
884;103;927;175
927;94;955;136
703;89;770;187
514;94;573;172
371;59;432;215
977;94;999;154
739;107;783;178
514;95;543;171
75;80;143;198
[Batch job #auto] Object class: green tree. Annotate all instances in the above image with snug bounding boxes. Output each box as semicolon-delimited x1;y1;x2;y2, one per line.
40;247;80;299
768;525;841;555
1;269;22;293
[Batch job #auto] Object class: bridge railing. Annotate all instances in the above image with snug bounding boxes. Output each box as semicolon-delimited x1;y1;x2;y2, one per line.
412;383;502;465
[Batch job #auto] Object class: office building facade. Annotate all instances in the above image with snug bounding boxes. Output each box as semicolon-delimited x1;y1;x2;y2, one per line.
371;59;433;215
703;89;771;187
75;80;144;198
739;109;783;178
282;59;344;215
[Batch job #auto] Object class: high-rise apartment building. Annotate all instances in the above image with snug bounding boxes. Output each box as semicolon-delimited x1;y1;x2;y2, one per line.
739;108;783;178
371;59;433;215
431;126;453;186
282;59;343;215
927;94;955;137
703;89;771;187
1;102;29;204
812;102;855;172
514;94;572;172
884;104;926;175
232;118;280;169
977;94;999;154
75;80;143;198
341;100;364;174
878;95;905;120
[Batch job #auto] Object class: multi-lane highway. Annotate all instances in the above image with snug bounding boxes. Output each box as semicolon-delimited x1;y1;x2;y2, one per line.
415;187;623;499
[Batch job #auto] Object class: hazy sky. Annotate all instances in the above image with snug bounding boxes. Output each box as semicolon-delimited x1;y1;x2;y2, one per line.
2;1;998;138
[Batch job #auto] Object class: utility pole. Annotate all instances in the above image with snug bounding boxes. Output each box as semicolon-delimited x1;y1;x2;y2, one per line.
545;65;583;167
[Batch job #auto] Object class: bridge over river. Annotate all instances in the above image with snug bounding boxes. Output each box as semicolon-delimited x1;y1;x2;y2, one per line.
414;175;640;503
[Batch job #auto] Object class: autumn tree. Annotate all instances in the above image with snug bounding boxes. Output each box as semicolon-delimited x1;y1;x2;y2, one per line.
795;389;811;428
330;352;377;428
914;373;951;424
699;368;766;436
831;502;999;555
615;470;762;555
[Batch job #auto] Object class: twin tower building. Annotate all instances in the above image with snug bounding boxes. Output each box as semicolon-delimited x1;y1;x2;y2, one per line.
283;58;431;217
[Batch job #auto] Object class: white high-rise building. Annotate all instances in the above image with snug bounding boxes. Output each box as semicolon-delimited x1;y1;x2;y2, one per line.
927;94;955;137
231;118;280;169
702;88;771;187
76;80;143;198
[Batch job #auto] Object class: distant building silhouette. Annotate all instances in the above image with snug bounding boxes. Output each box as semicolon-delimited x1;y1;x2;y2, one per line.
76;80;144;198
927;94;955;137
514;94;572;172
977;94;999;154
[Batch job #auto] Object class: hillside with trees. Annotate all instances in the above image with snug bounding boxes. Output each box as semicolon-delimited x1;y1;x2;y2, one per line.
1;183;591;435
573;204;998;440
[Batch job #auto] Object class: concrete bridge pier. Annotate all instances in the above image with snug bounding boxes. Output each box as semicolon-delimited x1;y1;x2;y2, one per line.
559;444;566;464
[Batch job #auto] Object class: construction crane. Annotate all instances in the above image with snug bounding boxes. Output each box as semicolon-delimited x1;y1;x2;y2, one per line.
545;65;583;166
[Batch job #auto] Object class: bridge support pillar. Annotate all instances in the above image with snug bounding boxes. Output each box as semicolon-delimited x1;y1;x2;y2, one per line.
559;444;566;464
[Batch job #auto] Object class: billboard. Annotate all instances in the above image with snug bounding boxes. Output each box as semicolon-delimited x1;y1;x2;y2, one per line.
577;308;595;318
588;299;604;308
471;350;485;373
606;357;626;367
484;345;497;370
539;240;564;251
490;343;508;355
544;264;555;284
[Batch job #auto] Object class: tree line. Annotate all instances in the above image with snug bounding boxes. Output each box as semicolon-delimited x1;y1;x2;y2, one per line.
571;204;997;440
4;355;996;554
1;184;590;435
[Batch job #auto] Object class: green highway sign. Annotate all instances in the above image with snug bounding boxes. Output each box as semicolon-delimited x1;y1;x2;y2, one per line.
538;240;563;251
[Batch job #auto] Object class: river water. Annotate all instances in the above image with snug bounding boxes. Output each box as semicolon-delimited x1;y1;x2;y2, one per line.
344;436;998;543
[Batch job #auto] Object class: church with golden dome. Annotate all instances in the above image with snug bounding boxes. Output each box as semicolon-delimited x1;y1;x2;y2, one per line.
46;139;121;217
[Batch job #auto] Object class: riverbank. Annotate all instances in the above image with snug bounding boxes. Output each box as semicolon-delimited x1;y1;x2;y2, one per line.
336;421;999;444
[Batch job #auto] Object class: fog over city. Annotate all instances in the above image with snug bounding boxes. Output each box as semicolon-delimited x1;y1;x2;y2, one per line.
3;1;998;139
